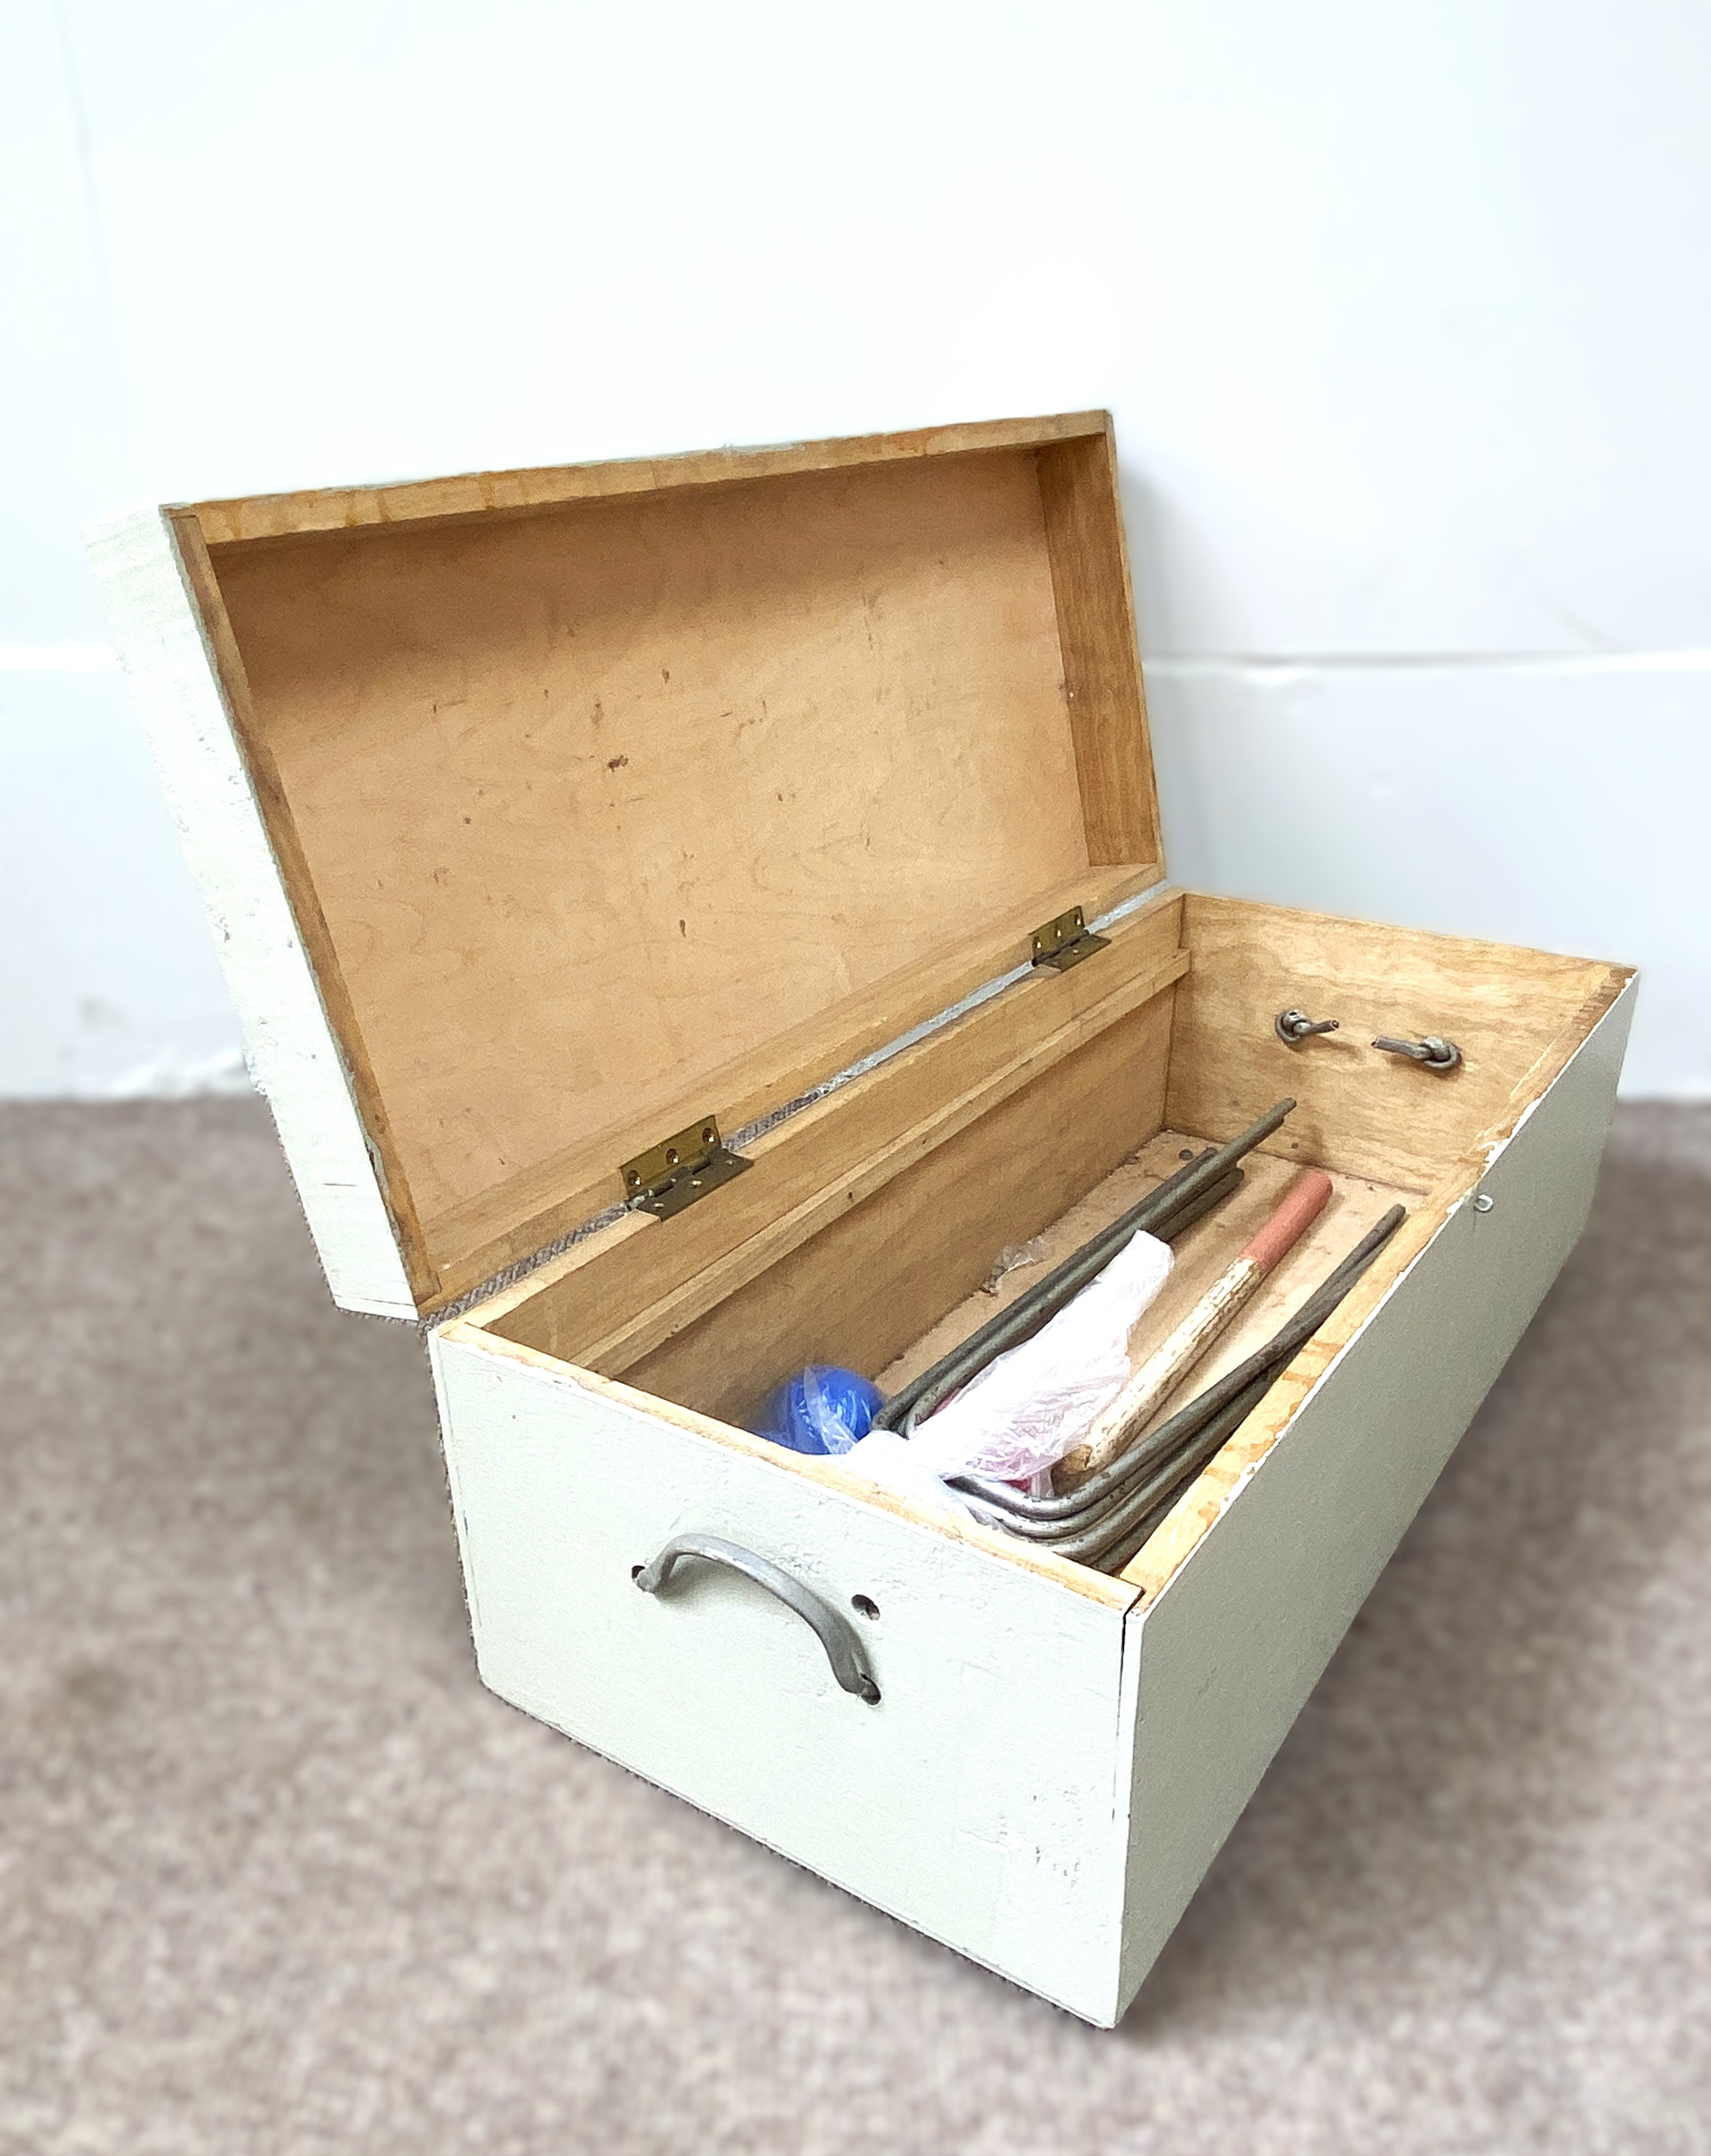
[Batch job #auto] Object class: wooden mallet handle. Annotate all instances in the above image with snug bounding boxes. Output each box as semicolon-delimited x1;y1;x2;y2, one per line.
1057;1169;1334;1489
1240;1168;1334;1273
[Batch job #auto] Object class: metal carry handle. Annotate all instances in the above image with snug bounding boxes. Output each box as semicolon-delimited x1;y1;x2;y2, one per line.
633;1533;881;1704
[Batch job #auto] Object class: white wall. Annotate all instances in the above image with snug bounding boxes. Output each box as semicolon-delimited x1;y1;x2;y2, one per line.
6;0;1707;1096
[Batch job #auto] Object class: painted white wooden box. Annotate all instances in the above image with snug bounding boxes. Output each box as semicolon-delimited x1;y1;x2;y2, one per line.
90;414;1634;2027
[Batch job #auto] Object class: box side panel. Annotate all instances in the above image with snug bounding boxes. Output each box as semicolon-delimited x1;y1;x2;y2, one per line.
189;409;1113;544
85;508;415;1318
1113;978;1635;2016
429;1330;1133;2023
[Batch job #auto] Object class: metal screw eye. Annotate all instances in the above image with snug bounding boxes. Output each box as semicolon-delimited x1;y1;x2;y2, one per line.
1373;1033;1462;1072
1276;1008;1340;1046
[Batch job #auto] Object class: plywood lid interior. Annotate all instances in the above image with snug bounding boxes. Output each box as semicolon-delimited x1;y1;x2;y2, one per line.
191;415;1162;1310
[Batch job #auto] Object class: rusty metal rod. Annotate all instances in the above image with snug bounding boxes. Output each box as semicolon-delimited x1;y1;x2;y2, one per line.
950;1205;1408;1552
879;1161;1247;1438
1088;1370;1278;1575
876;1100;1298;1438
874;1144;1226;1436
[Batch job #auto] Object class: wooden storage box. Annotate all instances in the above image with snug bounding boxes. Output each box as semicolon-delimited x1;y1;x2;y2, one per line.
91;413;1635;2027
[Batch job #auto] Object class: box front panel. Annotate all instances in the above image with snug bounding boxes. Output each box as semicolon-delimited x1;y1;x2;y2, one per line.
430;1333;1134;2021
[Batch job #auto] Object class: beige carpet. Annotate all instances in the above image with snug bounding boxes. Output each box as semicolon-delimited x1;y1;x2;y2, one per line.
1;1100;1707;2155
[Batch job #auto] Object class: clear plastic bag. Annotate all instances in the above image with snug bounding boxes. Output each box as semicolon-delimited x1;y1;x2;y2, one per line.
912;1228;1174;1483
981;1236;1051;1295
840;1228;1174;1507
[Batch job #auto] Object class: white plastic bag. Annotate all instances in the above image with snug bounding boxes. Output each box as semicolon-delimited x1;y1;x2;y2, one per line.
840;1228;1174;1507
828;1428;976;1520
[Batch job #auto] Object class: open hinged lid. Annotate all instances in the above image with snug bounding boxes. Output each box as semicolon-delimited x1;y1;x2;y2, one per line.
92;411;1165;1319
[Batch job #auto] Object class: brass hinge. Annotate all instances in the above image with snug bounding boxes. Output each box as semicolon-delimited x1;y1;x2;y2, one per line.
1030;903;1110;973
619;1114;751;1219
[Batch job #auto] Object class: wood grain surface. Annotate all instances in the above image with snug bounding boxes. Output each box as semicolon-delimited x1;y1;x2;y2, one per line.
1166;894;1613;1188
187;410;1113;545
195;430;1161;1306
617;991;1177;1428
481;893;1186;1366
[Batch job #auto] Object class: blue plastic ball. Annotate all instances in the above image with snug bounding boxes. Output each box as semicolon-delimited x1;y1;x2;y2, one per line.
756;1364;883;1455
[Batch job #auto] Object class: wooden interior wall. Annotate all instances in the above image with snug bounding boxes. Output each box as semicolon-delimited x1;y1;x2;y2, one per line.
618;991;1176;1428
1164;895;1613;1187
480;891;1187;1365
421;860;1158;1301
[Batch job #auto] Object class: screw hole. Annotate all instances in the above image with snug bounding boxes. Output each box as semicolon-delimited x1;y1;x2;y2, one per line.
851;1594;880;1620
